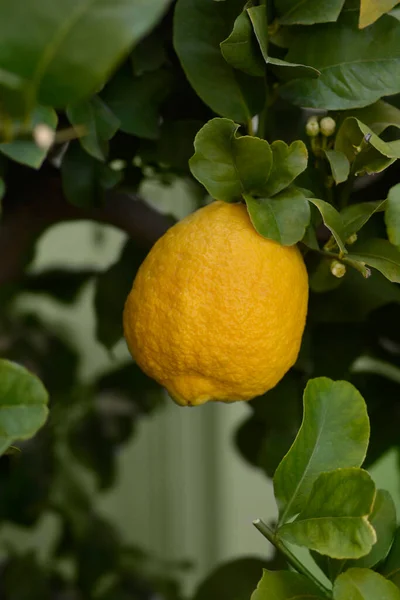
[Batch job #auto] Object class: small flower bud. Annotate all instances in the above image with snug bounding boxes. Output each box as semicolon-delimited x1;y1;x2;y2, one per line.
346;233;358;245
330;260;346;278
320;116;336;137
306;116;320;137
33;124;55;150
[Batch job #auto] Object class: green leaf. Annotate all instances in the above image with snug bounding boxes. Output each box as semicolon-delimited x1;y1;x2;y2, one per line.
381;527;400;588
359;0;400;28
22;268;96;305
386;183;400;247
220;7;265;77
0;0;170;112
307;198;347;254
333;568;400;600
247;6;320;80
0;105;57;168
273;377;370;523
0;359;49;456
341;200;387;241
102;68;172;140
250;569;325;600
281;13;400;110
193;558;266;600
275;0;345;25
189;118;272;202
174;0;265;122
325;150;350;184
278;468;376;559
61;142;103;208
347;239;400;283
67;97;120;162
347;100;400;136
245;188;310;246
263;141;308;196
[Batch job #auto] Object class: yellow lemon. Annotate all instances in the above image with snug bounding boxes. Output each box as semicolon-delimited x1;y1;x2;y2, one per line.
123;201;308;406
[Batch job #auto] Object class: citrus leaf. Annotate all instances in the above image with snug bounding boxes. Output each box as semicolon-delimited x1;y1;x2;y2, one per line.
278;468;376;559
359;0;400;28
250;569;325;600
333;568;400;600
189;118;272;202
220;7;265;77
66;96;120;161
0;0;171;112
0;105;57;168
381;527;400;588
247;6;320;80
307;198;347;254
275;0;345;25
347;100;400;135
325;150;350;184
341;200;387;241
273;378;370;523
245;188;310;246
385;183;400;247
347;239;400;283
0;359;49;456
174;0;265;122
263;141;308;196
194;558;266;600
281;13;400;110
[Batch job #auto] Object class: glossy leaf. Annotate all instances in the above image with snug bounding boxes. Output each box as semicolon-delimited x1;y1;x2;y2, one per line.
174;0;265;122
0;359;49;456
194;558;266;600
0;106;57;168
333;568;400;599
263;141;308;196
282;13;400;110
189;118;272;202
385;183;400;247
359;0;400;28
251;569;325;600
308;198;347;254
274;377;370;523
247;6;320;80
67;97;120;161
102;68;172;140
275;0;345;25
381;527;400;588
325;149;350;184
348;100;400;135
220;7;264;77
0;0;170;112
341;200;386;241
278;468;376;559
245;188;310;246
347;239;400;283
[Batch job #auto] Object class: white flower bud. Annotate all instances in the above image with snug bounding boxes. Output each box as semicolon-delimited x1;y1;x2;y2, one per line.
33;124;55;151
320;116;336;137
330;260;346;278
306;116;320;137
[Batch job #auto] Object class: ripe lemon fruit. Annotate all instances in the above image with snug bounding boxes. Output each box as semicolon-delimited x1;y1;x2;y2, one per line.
123;201;308;407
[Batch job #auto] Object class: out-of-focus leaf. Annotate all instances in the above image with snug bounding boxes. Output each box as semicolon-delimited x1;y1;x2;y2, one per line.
275;0;345;25
381;527;400;589
22;268;96;305
359;0;400;28
251;569;325;600
386;183;400;247
193;558;266;600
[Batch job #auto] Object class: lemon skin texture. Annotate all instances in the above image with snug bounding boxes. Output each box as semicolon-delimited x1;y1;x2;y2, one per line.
123;201;308;407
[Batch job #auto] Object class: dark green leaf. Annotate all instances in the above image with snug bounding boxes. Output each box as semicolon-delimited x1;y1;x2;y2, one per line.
309;258;343;293
278;468;376;559
247;6;320;79
245;187;310;246
158;120;204;170
281;13;400;110
325;150;350;184
193;558;266;600
21;268;96;305
341;200;386;241
359;0;400;28
220;7;265;77
333;568;400;599
0;106;57;168
189;118;272;201
131;31;167;76
174;0;265;121
308;198;347;254
0;359;49;456
347;238;400;283
263;141;308;196
0;0;171;112
381;527;400;588
67;97;120;161
250;569;325;600
386;183;400;247
347;100;400;135
275;0;345;25
102;68;172;140
274;377;370;523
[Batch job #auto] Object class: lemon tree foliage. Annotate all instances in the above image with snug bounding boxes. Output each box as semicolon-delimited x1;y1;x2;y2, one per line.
2;0;400;598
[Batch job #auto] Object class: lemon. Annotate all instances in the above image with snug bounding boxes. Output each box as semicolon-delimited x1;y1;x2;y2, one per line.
123;201;308;406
